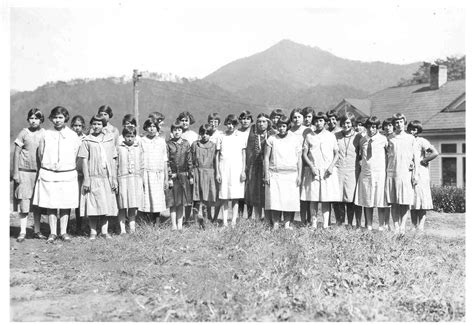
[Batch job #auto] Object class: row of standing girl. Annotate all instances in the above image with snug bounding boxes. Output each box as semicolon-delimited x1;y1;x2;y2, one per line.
12;105;438;242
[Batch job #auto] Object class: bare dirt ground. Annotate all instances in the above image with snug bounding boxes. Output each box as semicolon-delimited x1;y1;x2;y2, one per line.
10;210;465;321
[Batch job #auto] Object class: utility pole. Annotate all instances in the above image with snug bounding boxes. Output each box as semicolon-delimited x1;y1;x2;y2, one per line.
132;69;142;126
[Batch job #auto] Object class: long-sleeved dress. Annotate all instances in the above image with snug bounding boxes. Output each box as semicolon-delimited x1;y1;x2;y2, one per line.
245;125;275;208
411;136;435;209
354;132;389;207
166;139;193;207
78;132;118;216
116;140;144;209
140;135;168;213
385;131;418;205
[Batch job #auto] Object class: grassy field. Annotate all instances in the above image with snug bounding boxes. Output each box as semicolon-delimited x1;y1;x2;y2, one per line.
10;211;465;321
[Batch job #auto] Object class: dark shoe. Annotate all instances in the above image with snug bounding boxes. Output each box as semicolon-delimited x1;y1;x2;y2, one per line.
16;233;26;243
46;234;57;243
60;233;72;242
34;232;47;240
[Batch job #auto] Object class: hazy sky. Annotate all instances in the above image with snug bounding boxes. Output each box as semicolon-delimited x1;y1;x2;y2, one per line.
9;2;466;91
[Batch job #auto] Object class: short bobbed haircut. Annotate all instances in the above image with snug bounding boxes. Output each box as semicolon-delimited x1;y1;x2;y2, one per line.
382;117;393;129
391;113;407;125
289;108;305;121
407;120;423;134
238;110;253;122
122;114;137;126
302;106;316;117
70;115;85;127
276;115;291;127
49;106;70;122
170;122;184;132
198;123;214;136
122;125;137;137
270;108;284;119
326;109;339;120
207;112;221;124
224;114;238;126
356;116;367;125
313;111;328;123
97;105;113;118
149;111;165;123
364;116;381;128
27;108;45;123
90;114;107;127
176;111;195;125
339;112;356;127
143;117;158;131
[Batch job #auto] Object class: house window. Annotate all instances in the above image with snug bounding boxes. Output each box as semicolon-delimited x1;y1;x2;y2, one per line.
441;143;457;153
462;143;465;153
442;157;457;186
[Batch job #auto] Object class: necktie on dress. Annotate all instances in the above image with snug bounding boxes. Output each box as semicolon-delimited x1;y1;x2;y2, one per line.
367;138;373;160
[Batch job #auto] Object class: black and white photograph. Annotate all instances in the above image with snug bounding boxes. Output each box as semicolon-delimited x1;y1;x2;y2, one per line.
4;0;468;321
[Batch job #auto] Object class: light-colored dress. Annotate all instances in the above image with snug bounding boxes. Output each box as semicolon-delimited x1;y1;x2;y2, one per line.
33;127;81;209
335;130;362;202
412;137;435;210
385;131;418;205
265;133;300;212
78;132;118;216
103;123;120;145
219;131;246;199
300;129;340;202
140;135;168;213
117;140;144;209
354;133;388;207
14;128;45;212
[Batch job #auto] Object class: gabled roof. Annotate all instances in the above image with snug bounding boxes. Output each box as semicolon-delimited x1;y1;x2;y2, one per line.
343;98;372;116
368;79;465;130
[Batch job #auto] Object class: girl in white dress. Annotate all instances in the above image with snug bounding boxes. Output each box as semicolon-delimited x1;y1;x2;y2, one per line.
301;111;340;229
34;106;81;243
354;116;390;231
385;113;419;235
264;116;302;230
407;120;439;233
217;114;247;227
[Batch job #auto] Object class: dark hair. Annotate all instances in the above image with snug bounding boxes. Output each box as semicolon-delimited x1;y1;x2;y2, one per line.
90;114;107;126
289;108;305;121
238;110;253;122
391;113;407;126
339;112;356;127
70;115;85;127
27;108;45;123
276;115;291;127
302;106;316;117
122;125;137;137
97;105;113;118
382;118;393;129
224;114;238;126
198;123;214;136
256;113;271;128
326;109;339;120
314;111;328;122
407;120;423;134
49;106;70;122
364;116;381;128
270;108;284;119
149;112;165;123
122;114;137;126
176;111;195;125
207;112;221;124
170;122;184;132
356;116;367;125
143;117;158;131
